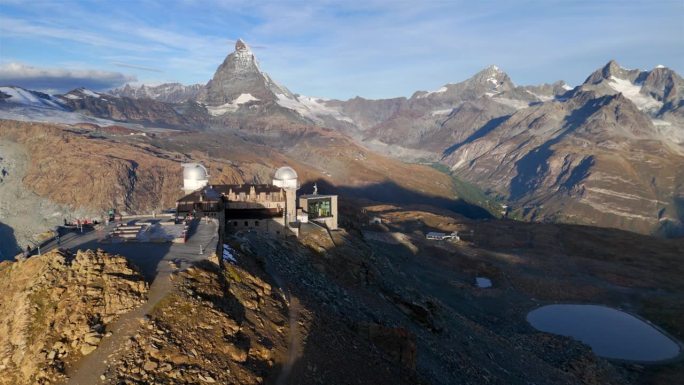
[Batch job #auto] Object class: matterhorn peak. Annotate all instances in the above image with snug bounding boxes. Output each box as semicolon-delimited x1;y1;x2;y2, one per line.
235;38;250;52
197;36;293;107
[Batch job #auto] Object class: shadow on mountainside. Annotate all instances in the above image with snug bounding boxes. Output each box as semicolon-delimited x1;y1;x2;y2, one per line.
301;180;493;220
509;94;612;200
441;115;510;158
247;201;684;385
0;221;20;261
244;232;421;385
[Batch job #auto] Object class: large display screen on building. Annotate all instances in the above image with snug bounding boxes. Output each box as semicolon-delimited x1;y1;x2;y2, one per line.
308;198;332;219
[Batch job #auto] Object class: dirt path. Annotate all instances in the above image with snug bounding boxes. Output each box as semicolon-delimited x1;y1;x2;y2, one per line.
63;220;218;385
64;270;174;385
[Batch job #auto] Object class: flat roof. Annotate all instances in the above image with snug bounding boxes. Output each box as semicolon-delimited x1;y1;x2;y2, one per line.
300;194;336;199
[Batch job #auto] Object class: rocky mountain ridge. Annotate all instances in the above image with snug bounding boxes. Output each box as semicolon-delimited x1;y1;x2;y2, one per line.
110;83;204;104
312;61;684;236
2;39;682;236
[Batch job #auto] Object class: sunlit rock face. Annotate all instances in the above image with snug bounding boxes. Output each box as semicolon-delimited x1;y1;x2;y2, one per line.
198;39;293;110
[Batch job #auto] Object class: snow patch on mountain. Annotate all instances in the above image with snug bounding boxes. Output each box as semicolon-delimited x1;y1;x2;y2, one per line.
417;86;448;99
525;90;554;102
608;76;663;112
58;88;105;101
206;93;259;116
0;86;65;109
431;108;453;116
233;93;259;104
652;119;684;146
652;119;672;126
0;105;118;126
81;89;101;98
491;97;530;110
276;93;355;124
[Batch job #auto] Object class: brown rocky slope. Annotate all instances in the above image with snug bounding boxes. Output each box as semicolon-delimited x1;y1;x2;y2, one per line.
0;119;461;218
101;259;290;385
0;249;148;385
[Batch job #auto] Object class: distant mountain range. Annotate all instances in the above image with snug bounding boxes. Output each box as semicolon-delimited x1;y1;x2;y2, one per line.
1;39;682;236
111;83;204;103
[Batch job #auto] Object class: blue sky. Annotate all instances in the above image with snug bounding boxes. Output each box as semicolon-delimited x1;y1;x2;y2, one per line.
0;0;682;99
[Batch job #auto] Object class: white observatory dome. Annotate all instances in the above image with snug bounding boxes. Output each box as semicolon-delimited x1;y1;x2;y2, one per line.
183;163;208;181
182;163;209;193
274;166;297;180
273;166;298;189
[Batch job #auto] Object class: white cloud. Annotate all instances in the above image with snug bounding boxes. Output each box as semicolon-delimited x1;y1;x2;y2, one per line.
0;62;136;92
112;62;163;73
0;0;681;99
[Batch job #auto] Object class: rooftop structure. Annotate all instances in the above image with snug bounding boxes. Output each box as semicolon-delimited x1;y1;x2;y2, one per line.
271;166;299;227
177;166;301;237
272;166;299;189
299;183;338;230
182;163;209;195
176;166;338;238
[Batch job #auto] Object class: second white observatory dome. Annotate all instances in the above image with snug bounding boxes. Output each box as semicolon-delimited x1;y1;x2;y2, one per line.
273;166;298;189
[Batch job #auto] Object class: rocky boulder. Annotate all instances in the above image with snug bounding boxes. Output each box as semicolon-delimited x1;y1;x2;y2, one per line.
0;250;147;385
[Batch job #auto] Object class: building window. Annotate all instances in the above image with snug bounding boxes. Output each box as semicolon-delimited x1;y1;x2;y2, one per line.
244;221;248;227
255;221;260;227
308;198;332;219
233;221;238;227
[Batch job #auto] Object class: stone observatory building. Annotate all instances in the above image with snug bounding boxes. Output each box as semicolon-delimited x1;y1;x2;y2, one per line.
176;164;338;238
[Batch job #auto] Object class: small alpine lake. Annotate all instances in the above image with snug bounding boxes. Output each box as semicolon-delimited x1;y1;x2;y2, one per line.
527;304;681;362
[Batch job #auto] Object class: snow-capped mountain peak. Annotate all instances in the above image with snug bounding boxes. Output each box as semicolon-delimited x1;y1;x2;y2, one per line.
198;39;294;107
0;86;66;109
110;83;203;103
579;60;683;117
61;87;104;100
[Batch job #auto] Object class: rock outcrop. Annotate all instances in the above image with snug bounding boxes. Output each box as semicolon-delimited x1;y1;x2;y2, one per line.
102;260;288;385
0;250;147;385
